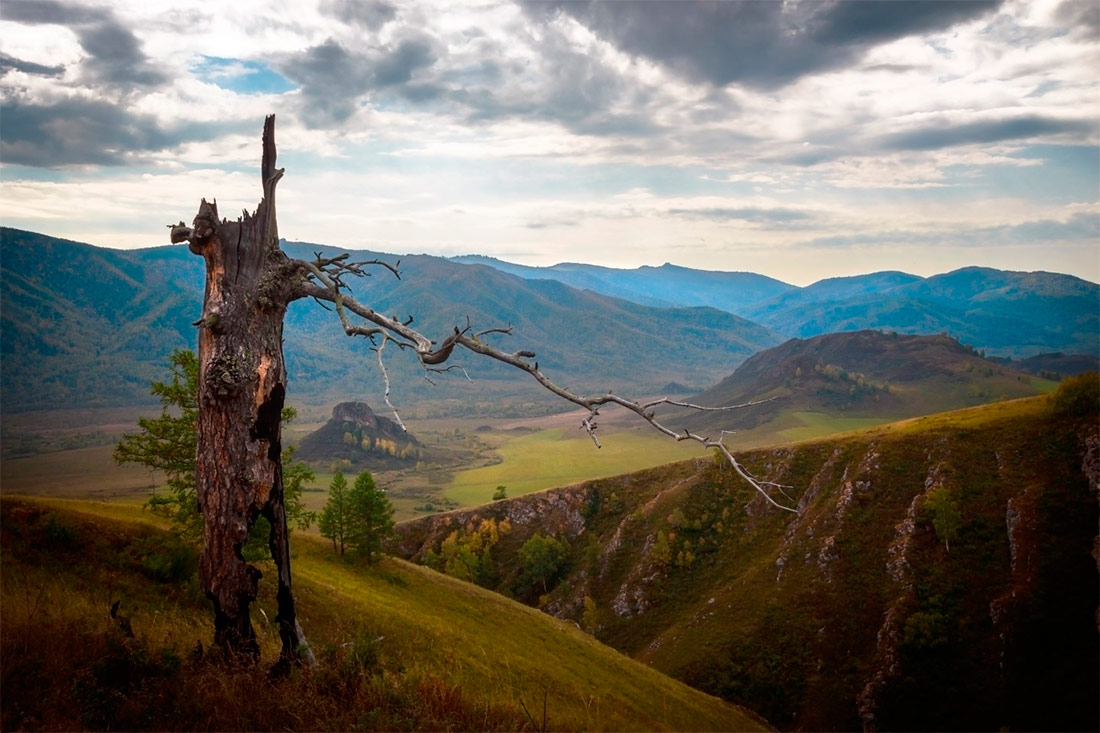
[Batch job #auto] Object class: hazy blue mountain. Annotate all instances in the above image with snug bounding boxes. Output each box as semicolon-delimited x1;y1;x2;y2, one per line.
450;255;797;312
452;257;1098;360
0;229;779;413
744;267;1099;358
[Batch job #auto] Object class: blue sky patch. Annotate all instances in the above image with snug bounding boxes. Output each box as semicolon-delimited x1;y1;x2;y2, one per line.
193;56;296;95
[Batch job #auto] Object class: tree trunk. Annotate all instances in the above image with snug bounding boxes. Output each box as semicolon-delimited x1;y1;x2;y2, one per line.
176;115;308;667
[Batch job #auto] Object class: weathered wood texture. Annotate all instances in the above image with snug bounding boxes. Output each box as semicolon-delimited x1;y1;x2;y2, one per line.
174;115;307;664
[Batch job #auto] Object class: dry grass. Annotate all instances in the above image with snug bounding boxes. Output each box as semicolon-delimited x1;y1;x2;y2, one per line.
0;497;763;732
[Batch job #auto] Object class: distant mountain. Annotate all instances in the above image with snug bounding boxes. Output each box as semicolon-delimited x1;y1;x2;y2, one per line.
737;266;1099;359
0;229;204;411
459;256;1098;360
450;255;796;313
1002;351;1100;379
0;228;778;413
296;402;422;469
676;330;1049;435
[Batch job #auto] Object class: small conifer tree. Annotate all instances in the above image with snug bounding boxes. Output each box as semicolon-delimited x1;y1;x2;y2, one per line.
348;471;395;565
319;472;351;554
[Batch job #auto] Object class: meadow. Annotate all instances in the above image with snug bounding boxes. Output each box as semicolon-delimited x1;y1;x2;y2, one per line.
1;413;711;524
0;496;764;731
443;427;702;506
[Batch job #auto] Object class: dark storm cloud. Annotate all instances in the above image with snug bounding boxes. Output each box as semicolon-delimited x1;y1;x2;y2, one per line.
879;116;1094;152
454;28;667;140
0;97;234;167
320;0;397;31
2;0;168;90
276;33;441;126
524;0;1003;89
0;53;64;77
374;35;439;87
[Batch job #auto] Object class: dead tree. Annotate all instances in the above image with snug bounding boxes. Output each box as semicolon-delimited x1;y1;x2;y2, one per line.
170;115;794;667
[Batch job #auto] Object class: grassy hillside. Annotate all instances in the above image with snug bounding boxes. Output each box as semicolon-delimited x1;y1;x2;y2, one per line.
395;378;1099;730
0;498;763;731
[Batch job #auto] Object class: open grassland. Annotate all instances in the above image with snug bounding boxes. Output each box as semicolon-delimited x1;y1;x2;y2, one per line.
0;443;159;502
0;497;763;731
5;390;1063;522
771;411;895;443
444;427;702;506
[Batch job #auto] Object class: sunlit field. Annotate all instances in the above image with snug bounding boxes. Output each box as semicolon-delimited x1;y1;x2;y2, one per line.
445;427;702;506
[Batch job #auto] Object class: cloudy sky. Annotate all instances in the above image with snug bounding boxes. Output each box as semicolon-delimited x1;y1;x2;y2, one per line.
1;0;1096;285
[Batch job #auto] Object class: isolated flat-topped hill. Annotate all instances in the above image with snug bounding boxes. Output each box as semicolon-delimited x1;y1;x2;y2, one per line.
296;401;422;469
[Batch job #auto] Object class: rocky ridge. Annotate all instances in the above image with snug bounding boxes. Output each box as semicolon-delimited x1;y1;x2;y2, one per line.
394;389;1099;731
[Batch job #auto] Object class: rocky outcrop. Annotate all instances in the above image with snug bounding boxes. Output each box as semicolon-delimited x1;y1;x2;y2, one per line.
296;401;420;466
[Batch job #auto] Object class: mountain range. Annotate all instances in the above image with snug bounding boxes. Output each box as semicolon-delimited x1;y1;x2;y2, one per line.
0;229;776;413
2;227;1096;416
456;256;1099;359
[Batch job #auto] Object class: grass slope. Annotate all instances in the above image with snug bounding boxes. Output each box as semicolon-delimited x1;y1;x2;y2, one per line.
0;498;763;731
396;380;1099;731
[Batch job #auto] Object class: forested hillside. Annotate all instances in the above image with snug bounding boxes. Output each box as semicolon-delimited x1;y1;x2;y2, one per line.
673;330;1053;436
395;379;1099;730
0;228;777;413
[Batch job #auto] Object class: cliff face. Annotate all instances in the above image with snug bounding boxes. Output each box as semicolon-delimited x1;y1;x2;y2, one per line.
395;391;1099;731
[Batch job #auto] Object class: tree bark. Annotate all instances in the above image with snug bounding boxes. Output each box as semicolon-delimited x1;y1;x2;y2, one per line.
174;115;308;666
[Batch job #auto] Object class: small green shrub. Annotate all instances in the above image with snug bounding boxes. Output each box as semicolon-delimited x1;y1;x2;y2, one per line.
132;534;199;583
1049;372;1099;418
40;512;77;550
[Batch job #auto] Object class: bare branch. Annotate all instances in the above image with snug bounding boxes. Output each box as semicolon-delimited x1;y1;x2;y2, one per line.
425;364;473;381
295;266;799;513
581;411;602;448
371;339;407;432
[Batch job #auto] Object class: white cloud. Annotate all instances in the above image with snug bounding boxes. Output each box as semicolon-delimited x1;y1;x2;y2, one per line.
0;0;1096;285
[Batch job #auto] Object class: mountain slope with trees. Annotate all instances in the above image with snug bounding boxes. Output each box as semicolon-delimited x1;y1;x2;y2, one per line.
0;228;778;413
395;379;1099;730
742;266;1100;358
